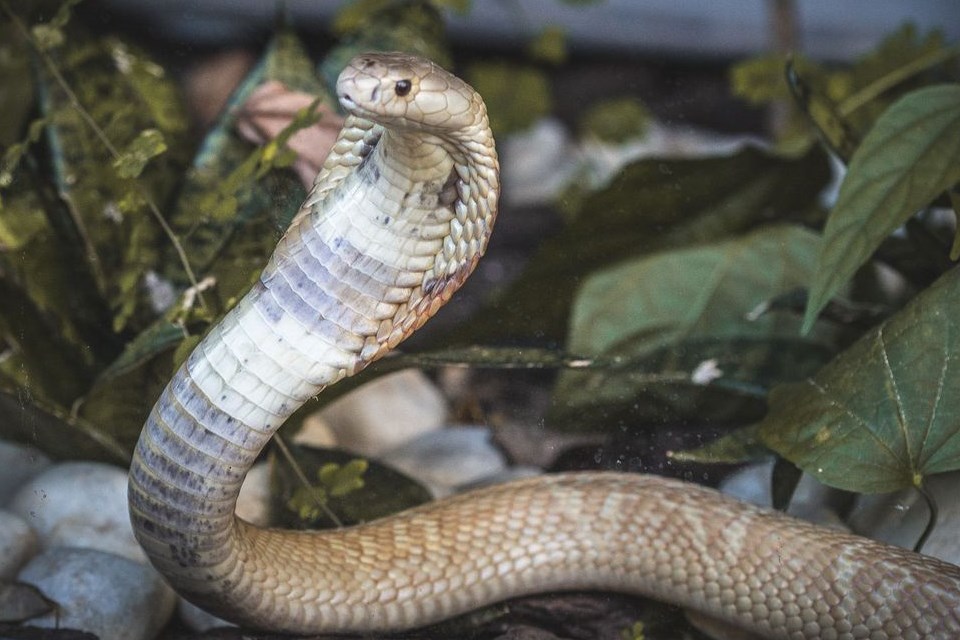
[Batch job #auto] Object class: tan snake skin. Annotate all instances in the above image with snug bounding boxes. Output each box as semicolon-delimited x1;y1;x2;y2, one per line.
128;52;960;639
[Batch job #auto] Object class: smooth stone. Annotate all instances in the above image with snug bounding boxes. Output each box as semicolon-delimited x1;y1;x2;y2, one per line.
0;508;37;579
379;425;507;495
17;547;175;640
0;440;51;506
178;598;236;632
501;118;579;208
235;461;271;527
719;460;850;530
315;370;448;457
8;461;145;562
848;470;960;565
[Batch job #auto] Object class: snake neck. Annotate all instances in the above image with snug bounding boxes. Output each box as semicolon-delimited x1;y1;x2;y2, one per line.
128;110;499;614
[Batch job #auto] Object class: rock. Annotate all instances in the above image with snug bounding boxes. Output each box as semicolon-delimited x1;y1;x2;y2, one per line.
314;370;448;457
236;461;271;527
0;440;51;506
379;426;507;495
291;412;337;449
178;598;236;632
500;118;579;208
17;547;175;640
719;460;850;530
8;462;145;562
0;509;37;579
848;470;960;565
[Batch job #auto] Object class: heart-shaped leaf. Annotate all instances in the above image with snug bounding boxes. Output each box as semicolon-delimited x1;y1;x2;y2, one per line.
764;267;960;493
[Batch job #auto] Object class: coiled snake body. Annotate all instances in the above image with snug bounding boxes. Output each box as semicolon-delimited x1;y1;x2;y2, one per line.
128;52;960;639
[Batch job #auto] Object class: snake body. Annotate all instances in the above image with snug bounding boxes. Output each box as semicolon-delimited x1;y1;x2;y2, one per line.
128;52;960;639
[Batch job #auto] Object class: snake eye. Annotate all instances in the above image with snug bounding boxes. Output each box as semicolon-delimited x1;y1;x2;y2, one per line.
394;79;412;97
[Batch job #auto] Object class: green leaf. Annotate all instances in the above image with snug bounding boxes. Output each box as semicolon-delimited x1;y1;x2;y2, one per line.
528;26;567;65
318;459;368;497
78;348;174;456
550;226;840;429
803;84;960;332
0;385;129;464
0;169;48;250
98;320;185;380
467;62;552;134
568;226;825;356
669;423;768;465
112;128;167;179
786;62;861;162
762;267;960;494
579;97;651;143
271;444;431;529
459;145;831;344
321;0;451;91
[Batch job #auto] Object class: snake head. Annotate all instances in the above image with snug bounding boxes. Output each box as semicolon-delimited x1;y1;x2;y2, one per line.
337;52;484;134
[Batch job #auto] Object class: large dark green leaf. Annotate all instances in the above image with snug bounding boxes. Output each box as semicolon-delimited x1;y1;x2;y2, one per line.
764;267;960;493
551;225;839;430
464;145;831;344
803;84;960;332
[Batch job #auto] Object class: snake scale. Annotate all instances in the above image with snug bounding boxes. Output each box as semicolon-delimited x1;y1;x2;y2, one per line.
128;52;960;639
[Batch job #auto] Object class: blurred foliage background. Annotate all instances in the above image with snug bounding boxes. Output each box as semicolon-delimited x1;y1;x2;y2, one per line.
0;0;959;526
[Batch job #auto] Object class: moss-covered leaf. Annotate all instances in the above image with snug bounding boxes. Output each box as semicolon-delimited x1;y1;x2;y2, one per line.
763;267;960;494
803;84;960;332
550;225;839;430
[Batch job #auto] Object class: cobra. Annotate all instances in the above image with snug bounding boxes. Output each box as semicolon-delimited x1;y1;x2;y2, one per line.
128;52;960;639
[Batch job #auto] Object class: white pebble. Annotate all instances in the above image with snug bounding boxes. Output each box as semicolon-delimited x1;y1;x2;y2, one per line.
178;597;236;632
0;440;51;506
8;461;145;562
379;425;506;494
17;547;175;640
311;370;448;456
0;508;37;579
